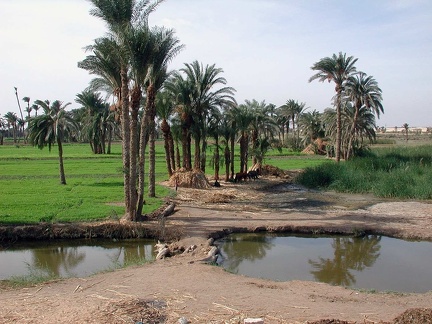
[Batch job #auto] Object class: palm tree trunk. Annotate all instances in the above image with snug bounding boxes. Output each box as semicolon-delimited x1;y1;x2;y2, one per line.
57;138;66;185
240;132;248;173
175;141;181;169
335;90;342;162
194;136;200;170
181;127;188;169
168;133;175;173
224;146;230;181
148;122;156;197
120;65;132;220
230;125;235;180
129;86;141;220
107;126;112;154
214;135;220;181
346;104;359;161
161;119;173;177
200;138;207;173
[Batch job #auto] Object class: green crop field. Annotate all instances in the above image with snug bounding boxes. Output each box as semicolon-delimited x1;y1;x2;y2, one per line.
0;141;326;225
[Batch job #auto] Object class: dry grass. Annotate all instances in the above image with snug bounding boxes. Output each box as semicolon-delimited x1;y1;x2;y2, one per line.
167;169;211;189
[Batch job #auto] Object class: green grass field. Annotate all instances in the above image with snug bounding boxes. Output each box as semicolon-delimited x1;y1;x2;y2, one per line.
296;144;432;199
0;141;325;225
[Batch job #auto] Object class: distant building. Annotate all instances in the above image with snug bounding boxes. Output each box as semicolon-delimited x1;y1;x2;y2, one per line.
382;126;430;134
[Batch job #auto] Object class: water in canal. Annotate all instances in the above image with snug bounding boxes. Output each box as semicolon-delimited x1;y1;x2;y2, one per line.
0;239;155;280
216;233;432;293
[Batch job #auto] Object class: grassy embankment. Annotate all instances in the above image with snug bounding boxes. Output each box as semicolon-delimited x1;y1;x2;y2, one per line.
0;141;325;225
296;144;432;199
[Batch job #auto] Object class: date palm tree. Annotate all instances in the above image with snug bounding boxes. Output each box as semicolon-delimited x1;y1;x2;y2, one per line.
23;97;32;135
28;100;78;185
87;0;163;221
344;72;383;159
165;71;195;170
4;112;18;143
309;52;358;162
75;89;112;154
298;109;323;148
14;87;25;123
138;26;183;204
0;115;6;145
156;90;176;177
232;103;254;173
403;123;409;142
32;103;40;117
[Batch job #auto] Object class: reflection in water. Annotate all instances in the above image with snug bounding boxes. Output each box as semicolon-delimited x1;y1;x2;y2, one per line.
0;239;155;280
219;233;275;273
217;233;432;293
308;236;381;286
32;246;86;277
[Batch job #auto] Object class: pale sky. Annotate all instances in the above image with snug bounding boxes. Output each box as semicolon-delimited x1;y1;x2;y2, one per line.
1;0;431;127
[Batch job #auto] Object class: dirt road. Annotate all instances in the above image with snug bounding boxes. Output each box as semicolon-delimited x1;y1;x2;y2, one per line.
1;176;432;323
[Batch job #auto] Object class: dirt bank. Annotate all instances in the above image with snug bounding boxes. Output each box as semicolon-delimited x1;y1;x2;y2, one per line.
1;175;432;323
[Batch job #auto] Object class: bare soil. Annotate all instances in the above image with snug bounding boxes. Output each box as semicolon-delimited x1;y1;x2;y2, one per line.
1;174;432;323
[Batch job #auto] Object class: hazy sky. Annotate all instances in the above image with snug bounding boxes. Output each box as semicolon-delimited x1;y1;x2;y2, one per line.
1;0;431;127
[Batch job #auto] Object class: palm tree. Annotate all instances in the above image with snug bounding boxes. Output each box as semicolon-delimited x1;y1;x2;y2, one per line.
156;90;176;177
32;103;40;117
322;103;377;159
243;99;277;166
75;90;112;154
232;103;254;173
403;123;409;142
138;26;183;204
309;52;358;162
23;97;32;136
219;111;235;181
298;109;323;149
278;99;306;150
87;0;163;221
0;115;6;145
165;71;194;170
166;61;235;172
28;100;78;185
344;72;383;159
14;87;25;123
4;112;18;144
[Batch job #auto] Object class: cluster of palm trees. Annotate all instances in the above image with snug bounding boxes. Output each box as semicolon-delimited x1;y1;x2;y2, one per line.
309;52;383;161
0;92;42;144
1;1;384;223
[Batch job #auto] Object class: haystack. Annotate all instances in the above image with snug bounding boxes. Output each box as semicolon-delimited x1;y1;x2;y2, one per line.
168;169;211;189
302;138;328;155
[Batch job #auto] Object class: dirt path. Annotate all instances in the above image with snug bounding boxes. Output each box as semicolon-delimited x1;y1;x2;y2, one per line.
1;176;432;323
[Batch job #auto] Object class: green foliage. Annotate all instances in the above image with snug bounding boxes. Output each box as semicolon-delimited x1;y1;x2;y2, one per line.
296;145;432;199
0;143;172;224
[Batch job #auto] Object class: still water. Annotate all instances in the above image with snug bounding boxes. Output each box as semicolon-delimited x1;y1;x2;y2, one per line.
217;233;432;293
0;239;155;280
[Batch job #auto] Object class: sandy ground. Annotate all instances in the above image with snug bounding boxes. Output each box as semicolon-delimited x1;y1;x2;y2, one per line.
1;175;432;323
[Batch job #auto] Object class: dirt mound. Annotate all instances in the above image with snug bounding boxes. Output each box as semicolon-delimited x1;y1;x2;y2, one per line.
167;169;211;189
102;298;167;324
393;308;432;323
307;320;355;324
261;164;300;181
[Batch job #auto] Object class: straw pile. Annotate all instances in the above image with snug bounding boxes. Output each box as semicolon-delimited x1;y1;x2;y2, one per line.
167;169;211;189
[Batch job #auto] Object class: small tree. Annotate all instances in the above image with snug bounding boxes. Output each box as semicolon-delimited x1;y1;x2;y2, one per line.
28;100;78;185
403;123;409;142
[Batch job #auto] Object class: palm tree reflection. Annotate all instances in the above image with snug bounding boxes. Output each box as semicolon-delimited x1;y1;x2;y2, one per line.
30;241;154;278
309;235;381;286
220;234;275;273
32;246;86;277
